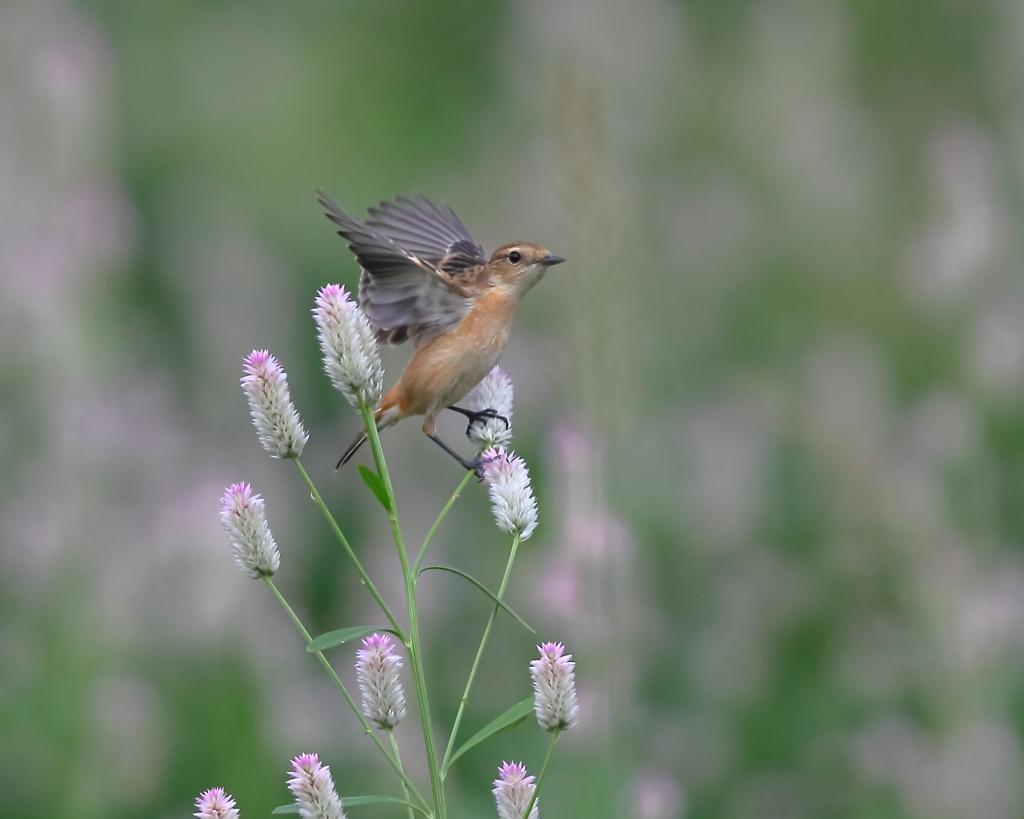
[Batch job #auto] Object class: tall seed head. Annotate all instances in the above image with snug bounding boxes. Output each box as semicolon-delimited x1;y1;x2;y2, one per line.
194;788;240;819
219;482;280;578
464;366;514;451
492;761;539;819
313;284;383;408
287;753;346;819
530;642;579;732
481;447;538;540
355;633;407;729
241;350;308;458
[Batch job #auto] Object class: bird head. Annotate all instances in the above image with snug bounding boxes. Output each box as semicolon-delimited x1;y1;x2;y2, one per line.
488;242;565;298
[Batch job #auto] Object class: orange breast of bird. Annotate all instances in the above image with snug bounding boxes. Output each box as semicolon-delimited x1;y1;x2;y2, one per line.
396;290;520;420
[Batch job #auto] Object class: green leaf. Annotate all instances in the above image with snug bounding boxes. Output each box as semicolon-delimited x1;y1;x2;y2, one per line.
307;626;399;653
271;805;299;815
340;796;422;809
419;566;534;633
449;697;534;766
358;464;392;512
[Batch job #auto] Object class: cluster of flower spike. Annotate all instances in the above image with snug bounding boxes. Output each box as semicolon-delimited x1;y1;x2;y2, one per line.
213;284;579;819
195;754;346;819
194;640;578;818
225;286;539;564
489;643;580;819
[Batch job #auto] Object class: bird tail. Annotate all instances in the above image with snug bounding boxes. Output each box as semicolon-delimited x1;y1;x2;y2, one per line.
336;429;368;469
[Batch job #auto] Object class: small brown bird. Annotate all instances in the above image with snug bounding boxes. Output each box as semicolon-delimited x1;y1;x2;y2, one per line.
319;192;564;469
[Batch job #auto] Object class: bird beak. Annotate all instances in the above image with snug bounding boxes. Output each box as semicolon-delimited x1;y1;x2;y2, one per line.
539;254;566;267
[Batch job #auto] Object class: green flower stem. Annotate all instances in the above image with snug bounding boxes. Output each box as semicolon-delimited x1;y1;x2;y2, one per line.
359;399;446;819
389;729;417;819
523;730;560;819
414;470;474;573
263;577;429;814
291;457;402;636
441;533;521;775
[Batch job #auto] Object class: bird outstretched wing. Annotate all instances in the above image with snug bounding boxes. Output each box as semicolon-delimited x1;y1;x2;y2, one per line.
318;192;488;346
367;195;487;274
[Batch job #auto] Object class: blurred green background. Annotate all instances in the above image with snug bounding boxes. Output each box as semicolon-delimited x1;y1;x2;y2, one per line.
4;0;1024;817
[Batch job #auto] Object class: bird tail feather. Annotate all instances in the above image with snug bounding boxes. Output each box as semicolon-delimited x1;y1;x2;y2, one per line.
336;429;368;469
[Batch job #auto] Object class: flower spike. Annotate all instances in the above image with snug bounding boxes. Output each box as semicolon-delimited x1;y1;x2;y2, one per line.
464;366;514;451
530;642;579;732
219;483;280;578
287;753;346;819
493;761;539;819
195;788;240;819
356;633;407;729
241;350;308;458
481;447;538;540
313;284;383;409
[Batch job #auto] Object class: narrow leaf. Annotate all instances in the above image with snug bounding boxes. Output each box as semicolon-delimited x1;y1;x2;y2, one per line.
307;626;398;653
340;796;422;809
358;464;392;512
449;697;534;766
271;805;299;815
419;566;534;633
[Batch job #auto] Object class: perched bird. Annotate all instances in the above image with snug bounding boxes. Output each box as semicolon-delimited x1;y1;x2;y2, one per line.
319;192;565;469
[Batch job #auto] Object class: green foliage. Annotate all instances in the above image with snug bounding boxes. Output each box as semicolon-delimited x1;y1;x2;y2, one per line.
448;698;535;768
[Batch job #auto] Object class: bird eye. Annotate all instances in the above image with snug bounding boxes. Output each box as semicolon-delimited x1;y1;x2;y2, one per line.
508;250;522;264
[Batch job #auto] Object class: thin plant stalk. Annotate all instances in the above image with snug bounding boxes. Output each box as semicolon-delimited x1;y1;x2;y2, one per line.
522;731;560;819
291;457;402;636
389;730;417;819
262;577;429;813
360;398;446;819
441;534;521;775
414;470;474;573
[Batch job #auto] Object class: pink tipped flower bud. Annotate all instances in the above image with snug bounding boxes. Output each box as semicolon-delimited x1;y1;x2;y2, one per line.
195;788;240;819
356;633;407;729
492;761;539;819
220;483;280;578
287;753;346;819
530;642;579;732
464;366;514;451
481;447;538;540
313;284;383;409
241;350;308;458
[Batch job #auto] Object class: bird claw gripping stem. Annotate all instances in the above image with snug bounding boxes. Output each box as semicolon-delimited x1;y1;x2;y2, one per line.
447;405;510;438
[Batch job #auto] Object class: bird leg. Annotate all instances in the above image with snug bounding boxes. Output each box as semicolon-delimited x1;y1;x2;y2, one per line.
428;434;485;479
447;405;510;439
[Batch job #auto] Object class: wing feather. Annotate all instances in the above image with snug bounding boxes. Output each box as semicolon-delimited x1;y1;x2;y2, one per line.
367;195;486;268
318;191;478;347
